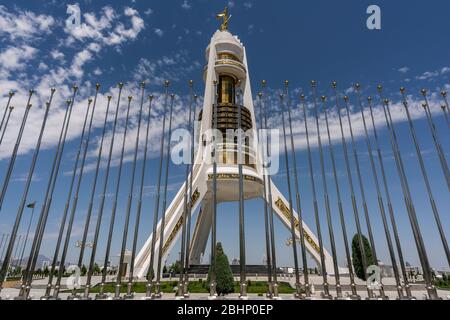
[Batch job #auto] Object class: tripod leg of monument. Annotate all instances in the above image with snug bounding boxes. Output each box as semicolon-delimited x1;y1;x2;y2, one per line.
189;200;212;265
134;165;206;279
268;179;336;276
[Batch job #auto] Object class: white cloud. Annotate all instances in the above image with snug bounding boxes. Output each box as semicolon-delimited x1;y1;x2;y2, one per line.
0;5;55;41
93;67;102;75
227;1;235;8
70;49;93;79
50;49;65;61
441;67;450;75
398;67;410;73
64;6;145;48
154;28;164;37
181;0;191;10
416;70;439;80
243;2;253;9
144;8;153;15
124;7;138;16
0;45;37;71
38;62;48;71
416;67;450;80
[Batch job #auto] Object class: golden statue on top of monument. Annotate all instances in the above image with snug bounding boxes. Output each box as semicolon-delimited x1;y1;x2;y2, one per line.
216;7;231;31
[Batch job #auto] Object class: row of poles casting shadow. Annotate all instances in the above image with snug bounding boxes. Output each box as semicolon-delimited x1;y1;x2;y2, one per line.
0;80;448;300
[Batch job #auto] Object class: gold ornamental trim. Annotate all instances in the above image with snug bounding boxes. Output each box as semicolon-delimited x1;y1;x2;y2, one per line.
162;188;200;254
207;173;263;185
274;198;321;254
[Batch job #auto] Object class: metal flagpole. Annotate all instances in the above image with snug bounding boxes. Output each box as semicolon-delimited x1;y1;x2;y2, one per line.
155;93;175;298
84;89;121;299
183;94;198;297
0;89;54;296
342;94;386;298
322;84;359;299
114;83;146;299
0;91;14;135
0;234;6;262
10;235;22;270
440;91;449;128
377;86;439;300
284;81;307;298
256;92;273;298
400;87;450;266
278;91;304;298
81;95;113;298
366;96;413;299
311;90;341;299
279;91;304;296
177;81;194;298
145;82;170;298
209;81;218;298
421;90;449;190
355;84;403;299
0;235;8;263
236;85;247;299
145;81;170;298
42;96;93;299
332;85;373;298
98;93;133;299
0;106;14;146
0;90;33;211
19;86;78;299
19;203;36;271
302;82;331;299
127;94;154;298
54;88;100;299
261;81;280;298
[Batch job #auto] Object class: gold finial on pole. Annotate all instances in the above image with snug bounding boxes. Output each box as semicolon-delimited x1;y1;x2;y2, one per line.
216;7;231;31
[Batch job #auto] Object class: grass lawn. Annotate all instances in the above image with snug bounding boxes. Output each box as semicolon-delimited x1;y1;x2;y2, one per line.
79;280;295;295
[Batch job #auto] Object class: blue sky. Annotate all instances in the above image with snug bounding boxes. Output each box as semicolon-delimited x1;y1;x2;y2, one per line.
0;0;449;272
